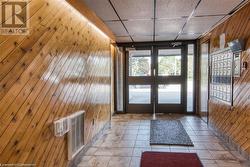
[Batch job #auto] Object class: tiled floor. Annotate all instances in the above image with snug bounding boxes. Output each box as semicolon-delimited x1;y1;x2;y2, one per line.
78;114;250;167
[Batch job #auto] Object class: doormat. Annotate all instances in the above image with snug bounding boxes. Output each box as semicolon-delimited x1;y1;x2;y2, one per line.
150;120;193;146
141;151;203;167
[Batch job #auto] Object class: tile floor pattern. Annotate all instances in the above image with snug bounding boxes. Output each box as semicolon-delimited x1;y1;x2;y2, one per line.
78;114;250;167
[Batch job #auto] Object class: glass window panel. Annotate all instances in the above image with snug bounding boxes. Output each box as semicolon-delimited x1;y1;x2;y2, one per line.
187;44;194;112
129;85;151;104
116;48;124;112
129;50;151;76
158;49;181;76
158;84;181;104
200;43;209;113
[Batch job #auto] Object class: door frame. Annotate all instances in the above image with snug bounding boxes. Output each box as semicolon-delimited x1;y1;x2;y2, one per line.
154;45;187;113
118;40;197;115
198;40;210;123
125;46;154;113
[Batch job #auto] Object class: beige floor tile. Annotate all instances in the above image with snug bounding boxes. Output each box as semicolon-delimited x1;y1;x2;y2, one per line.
170;148;190;153
135;140;151;147
101;140;135;148
209;151;237;160
151;147;171;152
78;114;249;167
150;145;170;149
123;134;138;140
139;126;150;130
129;157;141;167
136;134;149;141
78;156;111;167
215;160;242;167
138;130;150;135
205;143;229;151
189;142;207;150
85;147;98;156
190;150;213;159
132;147;151;156
107;156;131;167
201;160;218;167
126;126;140;130
112;148;134;156
230;151;248;161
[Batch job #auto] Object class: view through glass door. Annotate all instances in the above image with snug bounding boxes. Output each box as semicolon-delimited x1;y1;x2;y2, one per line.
126;49;153;113
155;47;187;113
126;44;194;113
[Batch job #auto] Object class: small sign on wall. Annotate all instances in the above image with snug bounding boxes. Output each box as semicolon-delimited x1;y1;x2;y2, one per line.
220;33;226;49
233;52;241;77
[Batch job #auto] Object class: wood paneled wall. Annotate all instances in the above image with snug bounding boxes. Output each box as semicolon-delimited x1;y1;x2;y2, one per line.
0;0;112;166
200;2;250;155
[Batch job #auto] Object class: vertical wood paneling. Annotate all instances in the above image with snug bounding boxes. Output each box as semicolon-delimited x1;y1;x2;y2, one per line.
0;0;111;166
200;2;250;155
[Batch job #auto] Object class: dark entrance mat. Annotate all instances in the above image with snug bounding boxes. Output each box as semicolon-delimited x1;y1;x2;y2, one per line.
150;120;193;146
141;152;203;167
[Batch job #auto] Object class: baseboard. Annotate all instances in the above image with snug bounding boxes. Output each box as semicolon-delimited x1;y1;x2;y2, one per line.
209;122;250;160
68;121;111;167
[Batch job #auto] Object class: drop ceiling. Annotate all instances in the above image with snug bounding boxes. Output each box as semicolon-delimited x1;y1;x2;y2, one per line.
82;0;245;42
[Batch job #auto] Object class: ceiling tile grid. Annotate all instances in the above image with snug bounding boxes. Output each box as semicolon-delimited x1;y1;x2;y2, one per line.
132;36;154;42
83;0;245;42
105;21;128;36
155;34;177;41
82;0;118;21
156;0;199;19
183;16;223;34
115;36;132;42
177;33;202;40
194;0;243;16
156;18;186;35
110;0;154;20
124;20;154;36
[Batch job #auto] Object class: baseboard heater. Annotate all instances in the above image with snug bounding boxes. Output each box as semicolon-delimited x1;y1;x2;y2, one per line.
54;110;85;160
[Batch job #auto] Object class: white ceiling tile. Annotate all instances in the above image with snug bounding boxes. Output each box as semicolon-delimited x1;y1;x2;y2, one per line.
124;20;153;36
156;18;186;35
111;0;154;19
105;21;128;36
177;33;201;40
156;0;199;19
132;36;153;42
83;0;118;21
116;36;132;43
194;0;243;16
183;16;223;34
155;34;177;41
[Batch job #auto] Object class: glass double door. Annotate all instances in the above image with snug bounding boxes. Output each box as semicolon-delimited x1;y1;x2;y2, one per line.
126;46;188;113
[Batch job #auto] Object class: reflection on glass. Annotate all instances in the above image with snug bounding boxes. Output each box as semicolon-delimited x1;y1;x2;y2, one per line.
158;84;181;104
129;85;151;104
187;44;194;112
158;49;181;76
129;50;151;76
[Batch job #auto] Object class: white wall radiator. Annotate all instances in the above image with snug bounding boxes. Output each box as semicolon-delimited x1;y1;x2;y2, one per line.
67;110;85;160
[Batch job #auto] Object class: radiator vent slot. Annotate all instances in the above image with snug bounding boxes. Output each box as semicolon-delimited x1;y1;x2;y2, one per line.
68;110;85;160
54;117;69;137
